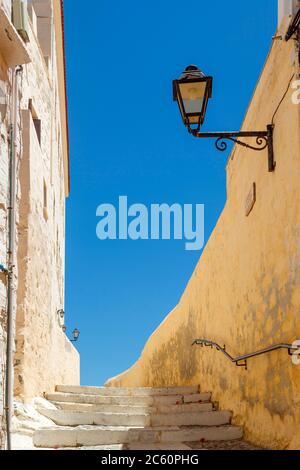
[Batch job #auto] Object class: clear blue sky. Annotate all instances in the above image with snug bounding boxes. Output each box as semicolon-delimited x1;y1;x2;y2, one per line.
64;0;277;385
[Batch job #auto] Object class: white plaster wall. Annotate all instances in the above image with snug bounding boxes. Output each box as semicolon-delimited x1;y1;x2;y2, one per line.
0;0;12;17
13;2;80;400
0;2;79;435
0;323;5;447
278;0;299;28
0;51;13;449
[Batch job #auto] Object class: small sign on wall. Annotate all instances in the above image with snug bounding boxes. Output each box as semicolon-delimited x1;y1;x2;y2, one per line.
245;183;256;216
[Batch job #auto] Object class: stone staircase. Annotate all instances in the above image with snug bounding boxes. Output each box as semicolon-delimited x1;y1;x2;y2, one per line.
33;385;243;450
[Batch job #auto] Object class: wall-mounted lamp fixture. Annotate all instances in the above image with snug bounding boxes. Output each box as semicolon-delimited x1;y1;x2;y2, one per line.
173;65;275;172
70;328;80;343
57;309;65;329
57;310;80;342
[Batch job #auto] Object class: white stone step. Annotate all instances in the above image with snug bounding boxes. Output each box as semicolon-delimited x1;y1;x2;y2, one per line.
61;444;125;450
56;385;200;396
126;443;192;450
38;408;231;427
157;402;213;414
52;401;213;414
184;393;211;404
160;425;243;443
152;411;231;427
46;392;211;407
39;409;150;427
52;401;154;414
33;425;243;448
60;443;192;450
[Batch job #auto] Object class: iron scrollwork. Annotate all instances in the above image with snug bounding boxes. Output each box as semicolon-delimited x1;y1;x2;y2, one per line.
189;124;275;172
215;135;269;152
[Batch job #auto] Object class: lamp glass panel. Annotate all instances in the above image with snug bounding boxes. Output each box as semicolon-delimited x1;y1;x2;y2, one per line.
178;81;207;115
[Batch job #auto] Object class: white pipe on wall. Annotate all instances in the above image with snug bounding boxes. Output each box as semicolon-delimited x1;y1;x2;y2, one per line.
5;65;22;451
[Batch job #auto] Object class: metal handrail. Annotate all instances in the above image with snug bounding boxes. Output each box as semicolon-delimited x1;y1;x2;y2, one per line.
192;338;300;370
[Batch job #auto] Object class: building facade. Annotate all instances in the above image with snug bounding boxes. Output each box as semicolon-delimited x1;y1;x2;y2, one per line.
107;1;300;450
0;0;79;448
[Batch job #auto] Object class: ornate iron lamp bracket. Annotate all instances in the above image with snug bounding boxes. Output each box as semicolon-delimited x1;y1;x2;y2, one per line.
189;124;275;172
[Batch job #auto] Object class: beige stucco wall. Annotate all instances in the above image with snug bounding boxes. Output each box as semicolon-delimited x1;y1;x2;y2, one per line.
13;1;80;399
0;6;26;441
0;3;26;443
14;109;80;399
0;0;79;433
106;35;300;449
0;50;11;449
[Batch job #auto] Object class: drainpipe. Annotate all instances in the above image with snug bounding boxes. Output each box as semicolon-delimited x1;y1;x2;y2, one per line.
5;65;22;451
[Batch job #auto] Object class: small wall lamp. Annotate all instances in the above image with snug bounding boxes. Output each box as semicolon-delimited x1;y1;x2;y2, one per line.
57;310;80;342
173;65;275;172
70;328;80;343
57;309;65;328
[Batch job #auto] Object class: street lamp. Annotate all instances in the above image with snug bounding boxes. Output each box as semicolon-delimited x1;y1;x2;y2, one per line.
57;309;65;328
71;328;80;343
173;65;275;172
172;65;213;128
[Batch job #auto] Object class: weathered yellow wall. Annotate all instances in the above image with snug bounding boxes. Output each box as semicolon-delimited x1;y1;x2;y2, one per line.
106;36;300;450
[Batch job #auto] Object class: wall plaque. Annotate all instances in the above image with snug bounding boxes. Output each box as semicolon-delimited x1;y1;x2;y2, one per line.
245;182;256;216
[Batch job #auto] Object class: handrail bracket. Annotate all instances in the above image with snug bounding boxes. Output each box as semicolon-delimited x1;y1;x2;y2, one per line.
236;360;247;370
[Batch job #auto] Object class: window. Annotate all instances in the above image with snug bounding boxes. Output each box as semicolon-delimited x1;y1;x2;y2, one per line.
12;0;30;43
31;0;53;67
33;117;41;145
29;99;41;146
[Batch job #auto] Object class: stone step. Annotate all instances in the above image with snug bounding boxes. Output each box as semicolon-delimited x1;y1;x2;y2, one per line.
56;385;200;397
157;402;214;414
38;408;149;427
152;411;231;427
60;443;192;451
38;408;231;427
46;392;211;407
52;401;214;414
33;425;243;448
126;443;192;450
183;393;210;404
61;444;126;451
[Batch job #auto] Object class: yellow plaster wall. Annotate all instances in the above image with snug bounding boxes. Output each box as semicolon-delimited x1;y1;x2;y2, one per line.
106;36;300;450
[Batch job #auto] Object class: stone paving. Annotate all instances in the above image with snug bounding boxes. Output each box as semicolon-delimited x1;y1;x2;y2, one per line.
187;439;264;450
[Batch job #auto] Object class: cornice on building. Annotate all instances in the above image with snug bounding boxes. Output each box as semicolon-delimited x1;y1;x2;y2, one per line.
0;2;30;67
53;0;70;197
